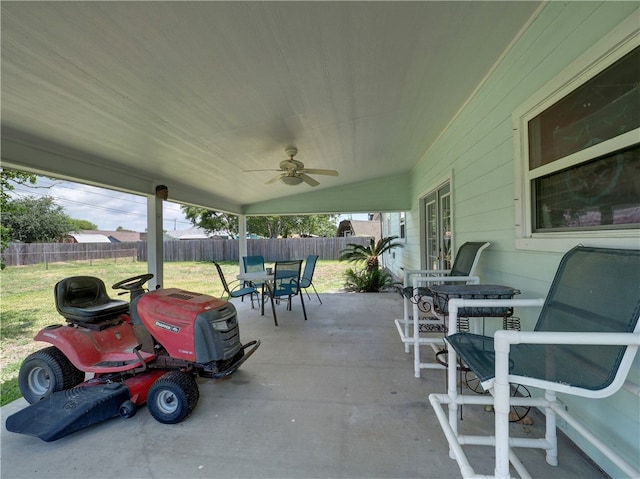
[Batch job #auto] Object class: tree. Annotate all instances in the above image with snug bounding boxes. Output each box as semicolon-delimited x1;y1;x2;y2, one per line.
68;219;98;231
1;169;38;267
1;196;73;243
181;206;238;235
181;205;337;238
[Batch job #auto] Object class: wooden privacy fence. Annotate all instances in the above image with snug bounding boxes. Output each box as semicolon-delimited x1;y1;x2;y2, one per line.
2;237;372;267
2;242;138;268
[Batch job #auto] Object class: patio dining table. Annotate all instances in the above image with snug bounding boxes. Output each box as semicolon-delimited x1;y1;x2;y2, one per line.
237;270;273;316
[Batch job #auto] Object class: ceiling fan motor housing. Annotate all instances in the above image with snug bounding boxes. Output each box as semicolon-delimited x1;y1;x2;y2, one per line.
285;146;298;158
279;159;304;171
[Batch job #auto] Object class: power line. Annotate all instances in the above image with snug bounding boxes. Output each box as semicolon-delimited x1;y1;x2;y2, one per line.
9;182;192;229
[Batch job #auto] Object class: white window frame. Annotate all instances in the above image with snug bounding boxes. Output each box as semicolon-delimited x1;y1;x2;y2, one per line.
513;16;640;252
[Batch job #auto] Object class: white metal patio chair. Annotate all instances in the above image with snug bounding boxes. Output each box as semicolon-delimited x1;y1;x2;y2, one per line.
429;246;640;479
394;241;490;377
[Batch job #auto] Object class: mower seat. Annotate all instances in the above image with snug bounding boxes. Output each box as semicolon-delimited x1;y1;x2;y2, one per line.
55;276;129;323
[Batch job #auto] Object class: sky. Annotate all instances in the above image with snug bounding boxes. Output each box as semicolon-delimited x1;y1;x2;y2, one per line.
7;176;368;232
8;177;192;232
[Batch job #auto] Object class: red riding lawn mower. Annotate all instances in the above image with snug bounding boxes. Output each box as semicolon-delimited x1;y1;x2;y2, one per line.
6;274;260;441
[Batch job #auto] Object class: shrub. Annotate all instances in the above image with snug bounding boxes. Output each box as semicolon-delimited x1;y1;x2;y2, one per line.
343;267;396;293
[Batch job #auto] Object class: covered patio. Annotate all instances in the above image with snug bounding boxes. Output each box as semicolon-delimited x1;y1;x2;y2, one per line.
2;2;638;477
1;293;605;479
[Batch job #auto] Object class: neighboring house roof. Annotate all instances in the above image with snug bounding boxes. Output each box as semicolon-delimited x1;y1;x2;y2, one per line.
165;227;231;240
337;220;381;242
105;231;143;242
67;233;112;243
75;230;144;242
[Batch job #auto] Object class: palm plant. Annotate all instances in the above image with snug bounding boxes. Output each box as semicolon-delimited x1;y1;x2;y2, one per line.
339;236;403;292
339;236;403;271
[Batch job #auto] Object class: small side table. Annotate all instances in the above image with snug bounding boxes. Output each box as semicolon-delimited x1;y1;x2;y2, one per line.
429;284;521;333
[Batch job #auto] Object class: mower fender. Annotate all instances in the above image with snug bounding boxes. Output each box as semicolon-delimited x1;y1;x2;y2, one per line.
34;323;155;373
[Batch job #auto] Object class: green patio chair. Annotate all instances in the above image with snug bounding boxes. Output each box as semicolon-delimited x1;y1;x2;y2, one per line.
300;254;322;304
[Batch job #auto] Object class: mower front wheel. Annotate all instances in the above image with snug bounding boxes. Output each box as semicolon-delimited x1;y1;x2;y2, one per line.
19;346;86;404
147;371;199;424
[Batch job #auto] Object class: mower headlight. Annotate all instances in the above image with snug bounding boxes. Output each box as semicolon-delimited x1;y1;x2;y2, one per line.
211;319;229;331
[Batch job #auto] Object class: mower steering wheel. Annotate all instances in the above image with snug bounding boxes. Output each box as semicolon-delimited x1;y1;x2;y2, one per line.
112;273;154;292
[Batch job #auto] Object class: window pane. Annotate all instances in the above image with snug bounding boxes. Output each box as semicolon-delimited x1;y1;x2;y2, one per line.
534;144;640;231
528;46;640;169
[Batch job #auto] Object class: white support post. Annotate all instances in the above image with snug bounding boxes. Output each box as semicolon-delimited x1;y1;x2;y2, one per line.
147;190;164;289
238;214;247;272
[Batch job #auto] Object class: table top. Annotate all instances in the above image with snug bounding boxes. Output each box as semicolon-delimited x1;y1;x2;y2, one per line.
428;284;520;317
237;271;273;281
429;284;519;295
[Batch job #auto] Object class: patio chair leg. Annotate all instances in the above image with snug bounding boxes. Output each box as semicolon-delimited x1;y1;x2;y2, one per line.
269;294;278;326
300;292;307;321
312;284;322;304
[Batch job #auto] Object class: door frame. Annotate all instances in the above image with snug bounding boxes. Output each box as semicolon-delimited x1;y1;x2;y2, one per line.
418;173;454;270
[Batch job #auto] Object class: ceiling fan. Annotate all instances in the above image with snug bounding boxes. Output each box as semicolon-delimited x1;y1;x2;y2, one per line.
244;147;338;187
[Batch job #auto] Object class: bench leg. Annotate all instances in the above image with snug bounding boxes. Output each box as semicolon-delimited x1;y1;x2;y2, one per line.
545;390;559;466
404;295;411;353
413;301;421;377
494;343;511;478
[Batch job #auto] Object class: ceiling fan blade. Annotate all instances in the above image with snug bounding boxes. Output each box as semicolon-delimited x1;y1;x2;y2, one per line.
300;168;338;176
243;168;282;172
299;173;320;187
266;173;286;184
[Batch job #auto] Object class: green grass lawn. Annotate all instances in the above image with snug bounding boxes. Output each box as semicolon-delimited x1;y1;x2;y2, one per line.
0;259;348;406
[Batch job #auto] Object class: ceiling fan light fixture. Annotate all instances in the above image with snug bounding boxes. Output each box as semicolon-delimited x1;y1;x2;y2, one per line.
280;175;303;186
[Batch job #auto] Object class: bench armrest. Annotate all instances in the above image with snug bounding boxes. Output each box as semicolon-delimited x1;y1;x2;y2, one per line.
412;275;480;289
403;269;452;286
494;329;640;398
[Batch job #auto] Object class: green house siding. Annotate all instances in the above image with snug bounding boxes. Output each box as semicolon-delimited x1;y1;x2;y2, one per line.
390;3;639;477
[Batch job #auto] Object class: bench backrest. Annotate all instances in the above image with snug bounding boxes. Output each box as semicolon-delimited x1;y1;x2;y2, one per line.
533;246;640;391
449;241;490;277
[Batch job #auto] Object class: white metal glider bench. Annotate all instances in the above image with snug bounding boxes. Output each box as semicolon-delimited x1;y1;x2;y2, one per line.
430;246;640;478
394;241;490;377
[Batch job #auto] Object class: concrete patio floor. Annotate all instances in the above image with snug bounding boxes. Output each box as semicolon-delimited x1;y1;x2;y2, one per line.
1;292;606;479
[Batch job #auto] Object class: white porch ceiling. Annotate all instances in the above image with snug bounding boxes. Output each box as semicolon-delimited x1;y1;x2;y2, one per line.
1;1;541;215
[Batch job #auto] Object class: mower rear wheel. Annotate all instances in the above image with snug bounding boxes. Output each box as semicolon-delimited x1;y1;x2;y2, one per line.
147;371;199;424
19;346;86;404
